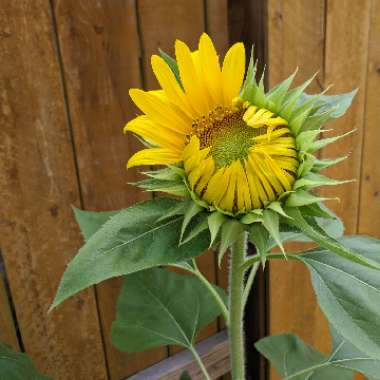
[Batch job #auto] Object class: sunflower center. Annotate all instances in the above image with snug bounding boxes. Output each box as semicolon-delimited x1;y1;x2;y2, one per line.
192;106;264;168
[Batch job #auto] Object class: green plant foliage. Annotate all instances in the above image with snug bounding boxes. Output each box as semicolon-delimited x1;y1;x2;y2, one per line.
51;198;209;309
180;371;193;380
331;326;380;379
0;342;52;380
299;236;380;360
285;207;380;269
255;334;353;379
111;268;227;352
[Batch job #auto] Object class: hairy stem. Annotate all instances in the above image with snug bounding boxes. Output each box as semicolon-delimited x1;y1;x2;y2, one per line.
229;231;247;380
189;345;212;380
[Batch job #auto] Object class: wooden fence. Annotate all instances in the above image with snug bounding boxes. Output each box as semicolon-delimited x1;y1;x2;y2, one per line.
0;1;379;379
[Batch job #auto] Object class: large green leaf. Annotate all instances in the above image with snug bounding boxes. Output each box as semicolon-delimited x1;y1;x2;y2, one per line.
0;342;52;380
299;236;380;360
331;327;380;379
256;334;353;379
52;198;209;309
111;268;226;352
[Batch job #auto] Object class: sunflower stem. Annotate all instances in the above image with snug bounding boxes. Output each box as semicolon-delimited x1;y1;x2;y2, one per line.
229;231;247;380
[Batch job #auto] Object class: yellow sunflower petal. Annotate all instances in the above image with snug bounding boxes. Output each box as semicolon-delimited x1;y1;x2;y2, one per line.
151;55;196;119
124;116;185;150
236;161;251;211
198;33;223;106
175;39;210;115
127;148;181;168
129;88;191;134
219;161;239;212
222;42;245;106
196;157;216;194
203;167;228;205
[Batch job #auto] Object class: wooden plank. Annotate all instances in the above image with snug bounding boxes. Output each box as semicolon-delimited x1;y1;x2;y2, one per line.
357;7;380;380
126;331;230;380
137;0;220;355
0;274;19;351
267;1;327;379
51;1;164;379
0;1;108;379
358;0;380;239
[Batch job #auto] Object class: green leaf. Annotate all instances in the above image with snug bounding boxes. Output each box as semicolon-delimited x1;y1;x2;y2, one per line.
0;342;52;380
299;236;380;360
73;208;118;241
285;207;380;270
111;268;225;352
262;209;285;255
52;198;209;309
255;333;353;380
180;371;193;380
330;327;380;379
207;211;227;247
159;49;183;88
218;219;244;266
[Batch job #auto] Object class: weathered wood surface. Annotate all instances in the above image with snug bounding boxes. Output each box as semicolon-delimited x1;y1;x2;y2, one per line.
127;331;230;380
0;274;19;351
0;1;108;379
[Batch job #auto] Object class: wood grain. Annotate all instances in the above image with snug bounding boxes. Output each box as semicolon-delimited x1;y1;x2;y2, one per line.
0;1;107;379
51;1;164;379
267;1;327;379
0;275;19;350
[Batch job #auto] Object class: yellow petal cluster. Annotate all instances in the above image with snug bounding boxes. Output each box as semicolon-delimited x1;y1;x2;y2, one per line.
125;34;298;214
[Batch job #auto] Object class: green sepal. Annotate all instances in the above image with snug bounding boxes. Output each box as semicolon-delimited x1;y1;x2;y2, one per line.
207;211;227;248
285;207;380;270
249;223;270;259
299;203;336;220
240;46;257;101
301;89;357;119
308;129;356;153
240;210;263;224
286;189;329;207
262;209;285;256
313;155;349;172
158;48;183;88
133;177;189;197
267;201;290;218
180;203;203;242
279;73;317;120
297;153;316;177
218;219;244;266
296;129;324;152
294;172;353;190
180;217;209;245
157;199;192;222
266;69;298;113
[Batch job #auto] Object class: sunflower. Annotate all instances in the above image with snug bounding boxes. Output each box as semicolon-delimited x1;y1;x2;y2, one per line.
125;34;299;215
